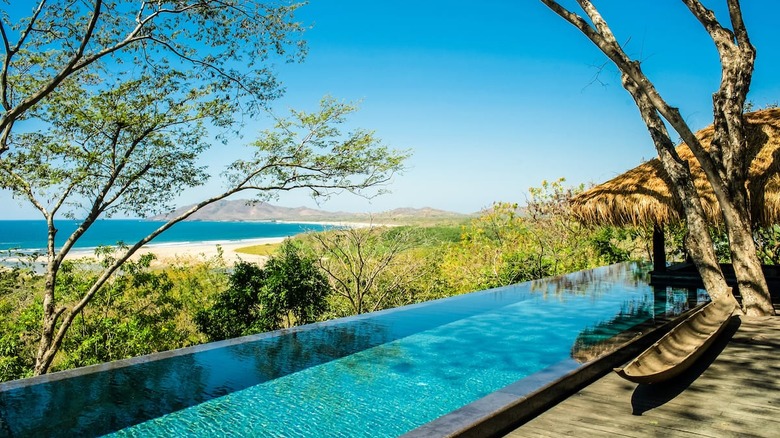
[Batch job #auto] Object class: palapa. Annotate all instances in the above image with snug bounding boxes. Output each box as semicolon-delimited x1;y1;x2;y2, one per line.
571;108;780;228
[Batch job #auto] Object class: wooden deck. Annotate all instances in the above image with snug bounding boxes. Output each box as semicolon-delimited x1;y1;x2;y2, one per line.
505;313;780;438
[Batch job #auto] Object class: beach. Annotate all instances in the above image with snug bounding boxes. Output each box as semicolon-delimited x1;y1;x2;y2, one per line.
62;236;288;266
0;220;383;268
111;220;379;265
60;221;378;266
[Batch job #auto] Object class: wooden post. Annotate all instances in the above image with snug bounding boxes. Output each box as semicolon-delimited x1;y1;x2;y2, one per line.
687;287;699;308
653;224;666;272
653;286;668;317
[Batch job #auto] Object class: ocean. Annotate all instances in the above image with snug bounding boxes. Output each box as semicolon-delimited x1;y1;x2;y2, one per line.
0;220;331;252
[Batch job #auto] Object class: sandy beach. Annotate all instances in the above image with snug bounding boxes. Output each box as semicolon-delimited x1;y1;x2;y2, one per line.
7;221;383;268
62;236;288;266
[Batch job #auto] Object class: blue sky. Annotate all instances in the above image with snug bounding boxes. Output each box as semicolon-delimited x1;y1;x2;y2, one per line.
3;1;780;218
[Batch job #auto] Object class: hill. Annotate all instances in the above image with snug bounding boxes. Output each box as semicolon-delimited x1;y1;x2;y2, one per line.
147;200;470;224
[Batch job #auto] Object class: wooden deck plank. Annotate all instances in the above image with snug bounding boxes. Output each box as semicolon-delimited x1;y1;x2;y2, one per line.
544;396;716;437
505;315;780;438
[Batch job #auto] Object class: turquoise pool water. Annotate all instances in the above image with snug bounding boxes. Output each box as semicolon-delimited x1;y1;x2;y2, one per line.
0;263;702;437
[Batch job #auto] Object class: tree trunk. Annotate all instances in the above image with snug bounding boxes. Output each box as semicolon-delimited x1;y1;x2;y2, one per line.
708;46;775;315
34;272;62;375
34;222;63;375
663;158;732;302
621;72;733;302
721;202;775;315
684;0;773;315
539;0;767;314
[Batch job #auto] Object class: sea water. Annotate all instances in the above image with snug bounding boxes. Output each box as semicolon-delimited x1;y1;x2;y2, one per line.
0;220;331;252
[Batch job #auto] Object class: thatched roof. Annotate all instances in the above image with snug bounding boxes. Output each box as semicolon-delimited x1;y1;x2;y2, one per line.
572;108;780;227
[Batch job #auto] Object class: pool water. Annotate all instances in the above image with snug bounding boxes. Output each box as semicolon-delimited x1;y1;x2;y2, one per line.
0;263;702;437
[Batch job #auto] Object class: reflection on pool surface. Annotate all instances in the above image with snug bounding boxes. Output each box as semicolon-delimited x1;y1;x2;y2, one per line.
0;262;703;437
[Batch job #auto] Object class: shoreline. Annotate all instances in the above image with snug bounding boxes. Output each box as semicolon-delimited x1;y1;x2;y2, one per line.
1;237;286;269
2;221;388;267
63;236;290;266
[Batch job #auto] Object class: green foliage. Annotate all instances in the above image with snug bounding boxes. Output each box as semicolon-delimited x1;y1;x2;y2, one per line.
234;243;281;256
665;222;780;266
382;225;463;248
195;242;330;342
0;274;41;382
0;252;234;381
1;1;307;149
663;223;689;263
260;240;330;328
0;264;39;299
755;225;780;265
0;74;211;218
226;96;410;203
0;264;43;381
438;179;651;294
590;227;634;264
195;262;267;342
56;255;190;371
164;253;231;344
710;227;733;263
439;202;536;292
525;178;595;273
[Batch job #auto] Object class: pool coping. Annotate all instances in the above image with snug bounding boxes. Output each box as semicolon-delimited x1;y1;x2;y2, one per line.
402;303;703;438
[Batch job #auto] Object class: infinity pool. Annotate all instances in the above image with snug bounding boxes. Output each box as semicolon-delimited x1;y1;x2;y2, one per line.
0;262;702;437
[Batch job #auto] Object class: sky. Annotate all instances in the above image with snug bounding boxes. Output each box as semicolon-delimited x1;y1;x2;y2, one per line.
3;1;780;219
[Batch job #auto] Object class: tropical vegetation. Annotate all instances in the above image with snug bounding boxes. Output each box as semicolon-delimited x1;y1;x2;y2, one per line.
0;179;639;382
4;176;780;382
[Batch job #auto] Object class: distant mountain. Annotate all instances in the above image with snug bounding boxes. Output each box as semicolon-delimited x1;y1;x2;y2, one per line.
147;200;469;223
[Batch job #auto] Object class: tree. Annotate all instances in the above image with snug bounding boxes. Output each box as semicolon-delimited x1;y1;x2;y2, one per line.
0;0;306;156
56;252;189;370
195;262;267;341
525;178;597;274
0;78;408;374
540;0;775;316
195;242;330;341
310;226;422;315
261;240;330;328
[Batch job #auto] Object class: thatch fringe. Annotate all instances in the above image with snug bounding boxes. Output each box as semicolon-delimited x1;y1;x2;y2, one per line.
572;108;780;227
